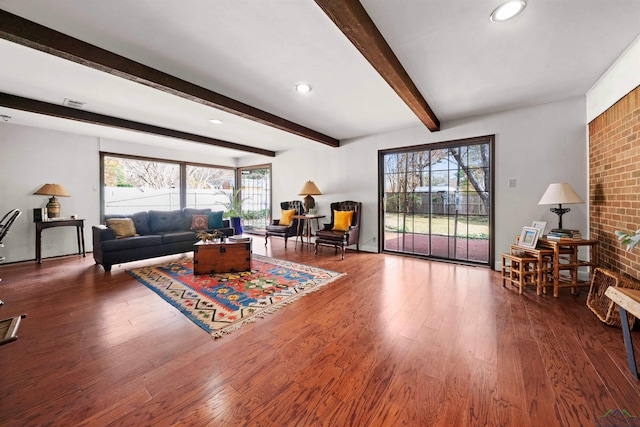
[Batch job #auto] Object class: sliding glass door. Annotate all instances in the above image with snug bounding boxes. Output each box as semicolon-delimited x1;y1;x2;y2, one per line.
380;136;494;266
238;165;271;234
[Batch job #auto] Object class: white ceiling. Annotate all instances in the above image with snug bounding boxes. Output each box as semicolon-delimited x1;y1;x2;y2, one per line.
1;0;639;159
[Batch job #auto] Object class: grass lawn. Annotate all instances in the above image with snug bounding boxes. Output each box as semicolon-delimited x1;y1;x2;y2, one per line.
384;213;489;239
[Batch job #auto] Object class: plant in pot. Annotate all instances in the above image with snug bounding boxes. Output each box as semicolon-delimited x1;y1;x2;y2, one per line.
224;188;245;235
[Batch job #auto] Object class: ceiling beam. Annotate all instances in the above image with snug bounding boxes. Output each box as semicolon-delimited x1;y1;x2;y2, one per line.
0;9;339;148
0;93;276;157
314;0;440;132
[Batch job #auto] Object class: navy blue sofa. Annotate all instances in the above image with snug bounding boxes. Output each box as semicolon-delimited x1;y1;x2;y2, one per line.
92;208;234;272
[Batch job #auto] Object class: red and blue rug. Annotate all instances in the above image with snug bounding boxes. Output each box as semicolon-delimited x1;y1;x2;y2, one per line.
127;254;345;338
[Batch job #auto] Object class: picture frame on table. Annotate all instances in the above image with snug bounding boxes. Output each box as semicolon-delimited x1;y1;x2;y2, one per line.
531;220;547;235
518;226;540;249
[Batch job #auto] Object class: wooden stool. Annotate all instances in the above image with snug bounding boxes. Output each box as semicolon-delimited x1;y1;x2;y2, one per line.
509;245;555;295
501;253;539;294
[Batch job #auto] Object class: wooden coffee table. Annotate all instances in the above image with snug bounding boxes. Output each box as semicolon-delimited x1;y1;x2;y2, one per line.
193;239;251;275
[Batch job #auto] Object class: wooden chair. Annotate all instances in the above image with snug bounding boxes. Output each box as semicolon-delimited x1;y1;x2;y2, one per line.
314;201;361;260
264;201;304;249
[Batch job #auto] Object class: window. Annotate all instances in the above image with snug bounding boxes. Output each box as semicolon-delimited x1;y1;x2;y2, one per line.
186;164;236;212
379;136;494;266
103;155;180;214
101;154;261;222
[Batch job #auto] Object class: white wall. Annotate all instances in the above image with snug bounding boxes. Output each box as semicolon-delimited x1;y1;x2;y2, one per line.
0;125;100;263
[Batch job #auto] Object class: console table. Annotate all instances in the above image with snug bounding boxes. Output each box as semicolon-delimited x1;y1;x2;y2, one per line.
35;219;86;264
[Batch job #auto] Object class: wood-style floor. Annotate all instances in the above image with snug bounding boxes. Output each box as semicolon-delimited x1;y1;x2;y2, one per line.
0;238;639;426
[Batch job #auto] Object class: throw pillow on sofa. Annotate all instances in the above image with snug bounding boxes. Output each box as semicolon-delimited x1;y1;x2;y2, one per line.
208;211;225;229
190;214;209;230
106;218;139;239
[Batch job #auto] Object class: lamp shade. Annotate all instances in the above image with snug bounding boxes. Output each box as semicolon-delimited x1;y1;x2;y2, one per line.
538;183;583;205
298;181;322;196
34;183;70;219
34;183;70;197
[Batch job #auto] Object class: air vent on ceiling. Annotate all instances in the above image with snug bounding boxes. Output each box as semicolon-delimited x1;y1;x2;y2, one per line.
63;98;87;109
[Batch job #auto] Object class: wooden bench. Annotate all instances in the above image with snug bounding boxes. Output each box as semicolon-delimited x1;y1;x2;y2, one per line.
605;286;640;379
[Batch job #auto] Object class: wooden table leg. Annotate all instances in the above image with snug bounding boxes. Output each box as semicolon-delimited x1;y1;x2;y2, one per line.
36;226;42;264
295;218;304;249
553;246;560;297
80;225;86;257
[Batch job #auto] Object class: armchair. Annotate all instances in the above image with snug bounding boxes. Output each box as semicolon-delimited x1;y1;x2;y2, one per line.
265;201;305;249
315;201;361;260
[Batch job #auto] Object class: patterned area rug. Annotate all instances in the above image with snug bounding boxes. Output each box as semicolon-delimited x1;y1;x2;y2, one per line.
127;254;346;338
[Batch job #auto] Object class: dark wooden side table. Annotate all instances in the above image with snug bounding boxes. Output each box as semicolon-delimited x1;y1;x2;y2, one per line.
35;219;86;263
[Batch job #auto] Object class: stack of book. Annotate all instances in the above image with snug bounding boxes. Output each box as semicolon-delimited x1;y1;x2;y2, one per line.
546;229;582;241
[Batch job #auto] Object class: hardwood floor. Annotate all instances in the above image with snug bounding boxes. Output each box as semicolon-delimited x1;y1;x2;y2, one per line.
1;239;639;426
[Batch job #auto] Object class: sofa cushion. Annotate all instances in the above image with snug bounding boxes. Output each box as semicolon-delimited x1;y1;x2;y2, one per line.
104;211;151;235
149;210;186;233
161;231;198;245
105;218;138;239
101;235;162;252
130;211;151;235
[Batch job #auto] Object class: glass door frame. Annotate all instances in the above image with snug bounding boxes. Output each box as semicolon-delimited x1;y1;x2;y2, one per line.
378;135;495;267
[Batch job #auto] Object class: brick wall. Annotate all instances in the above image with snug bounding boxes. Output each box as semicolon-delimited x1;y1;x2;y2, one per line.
589;85;640;280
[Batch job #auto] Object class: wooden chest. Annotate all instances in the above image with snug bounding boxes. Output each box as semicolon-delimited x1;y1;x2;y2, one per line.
193;240;251;275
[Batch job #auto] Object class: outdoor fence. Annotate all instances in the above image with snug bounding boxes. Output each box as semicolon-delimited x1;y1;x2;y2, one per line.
385;191;486;216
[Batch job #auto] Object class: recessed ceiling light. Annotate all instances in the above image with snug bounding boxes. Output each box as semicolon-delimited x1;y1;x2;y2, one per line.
209;119;223;124
295;83;312;94
490;0;527;22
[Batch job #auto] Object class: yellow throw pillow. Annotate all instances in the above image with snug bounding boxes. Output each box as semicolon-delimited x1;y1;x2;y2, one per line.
106;218;138;239
279;209;296;226
332;210;354;231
